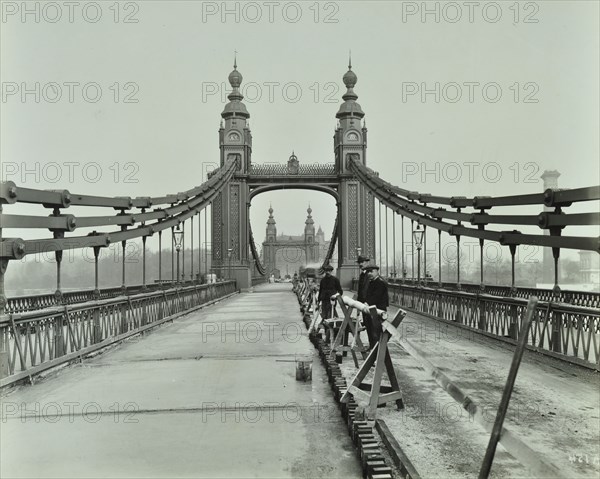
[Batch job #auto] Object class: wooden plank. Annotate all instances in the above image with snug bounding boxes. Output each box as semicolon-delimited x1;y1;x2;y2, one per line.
479;297;538;478
348;386;370;403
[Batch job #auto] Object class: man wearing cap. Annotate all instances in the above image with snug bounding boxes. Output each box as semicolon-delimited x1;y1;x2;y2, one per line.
318;264;343;319
365;265;389;346
356;255;375;348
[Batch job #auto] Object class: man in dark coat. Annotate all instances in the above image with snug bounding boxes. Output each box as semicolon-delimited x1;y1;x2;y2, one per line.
318;265;343;319
365;265;389;346
356;255;376;348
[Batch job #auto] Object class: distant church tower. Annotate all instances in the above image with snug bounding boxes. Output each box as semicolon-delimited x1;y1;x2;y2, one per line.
316;226;325;261
263;205;277;274
266;204;277;242
304;205;317;263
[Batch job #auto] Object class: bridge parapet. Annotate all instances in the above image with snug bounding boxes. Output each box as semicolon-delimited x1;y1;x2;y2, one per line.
386;279;600;309
374;281;600;370
0;280;237;387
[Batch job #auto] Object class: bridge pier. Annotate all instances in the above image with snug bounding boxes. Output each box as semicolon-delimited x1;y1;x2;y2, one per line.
337;265;358;290
229;265;251;291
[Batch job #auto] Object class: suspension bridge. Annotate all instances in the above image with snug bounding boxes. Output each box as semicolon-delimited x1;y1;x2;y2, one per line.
1;61;599;479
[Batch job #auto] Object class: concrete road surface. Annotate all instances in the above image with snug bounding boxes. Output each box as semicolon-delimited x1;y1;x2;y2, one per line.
1;283;362;479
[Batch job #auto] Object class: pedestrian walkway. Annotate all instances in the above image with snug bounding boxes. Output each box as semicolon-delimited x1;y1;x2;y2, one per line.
1;283;362;479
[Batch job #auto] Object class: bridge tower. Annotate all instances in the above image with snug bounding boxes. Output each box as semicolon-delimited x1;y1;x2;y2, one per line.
212;58;253;288
334;58;376;286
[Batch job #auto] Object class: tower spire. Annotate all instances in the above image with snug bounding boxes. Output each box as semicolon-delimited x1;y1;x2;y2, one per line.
336;57;364;120
222;56;249;120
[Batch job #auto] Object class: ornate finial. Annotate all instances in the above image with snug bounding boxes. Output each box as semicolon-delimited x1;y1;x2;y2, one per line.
348;50;352;70
234;50;237;69
336;56;364;120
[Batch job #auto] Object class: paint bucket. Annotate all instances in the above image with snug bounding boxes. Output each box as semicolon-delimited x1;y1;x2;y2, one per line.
295;355;313;382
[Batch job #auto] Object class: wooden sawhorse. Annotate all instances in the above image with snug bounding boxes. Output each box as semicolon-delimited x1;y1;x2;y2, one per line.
341;306;406;417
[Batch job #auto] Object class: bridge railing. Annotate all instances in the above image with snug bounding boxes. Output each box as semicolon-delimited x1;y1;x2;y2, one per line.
5;281;177;314
353;280;599;370
386;278;600;309
0;281;237;387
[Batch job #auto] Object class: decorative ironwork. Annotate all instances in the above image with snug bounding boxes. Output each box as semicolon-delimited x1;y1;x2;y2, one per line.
352;279;600;370
348;183;358;260
365;189;375;258
212;193;223;262
248;163;336;177
230;183;240;258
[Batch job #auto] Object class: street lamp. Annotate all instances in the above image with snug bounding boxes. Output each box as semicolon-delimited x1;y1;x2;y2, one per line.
173;224;184;284
413;224;424;286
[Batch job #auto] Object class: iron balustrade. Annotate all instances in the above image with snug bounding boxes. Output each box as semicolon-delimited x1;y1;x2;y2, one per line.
5;281;179;314
0;281;237;387
352;280;599;370
387;278;600;309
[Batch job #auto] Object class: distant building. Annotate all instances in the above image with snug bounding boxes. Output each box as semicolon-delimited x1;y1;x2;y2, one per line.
261;205;334;278
578;251;600;286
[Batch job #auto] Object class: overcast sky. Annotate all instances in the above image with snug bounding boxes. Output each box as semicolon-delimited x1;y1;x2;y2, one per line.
2;1;598;270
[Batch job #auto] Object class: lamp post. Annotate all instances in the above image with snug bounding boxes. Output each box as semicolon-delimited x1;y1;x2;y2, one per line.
413;224;424;287
356;246;361;279
173;224;184;284
227;248;233;281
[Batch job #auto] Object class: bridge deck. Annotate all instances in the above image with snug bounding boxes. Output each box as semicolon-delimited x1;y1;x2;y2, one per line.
1;283;361;479
2;284;598;478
